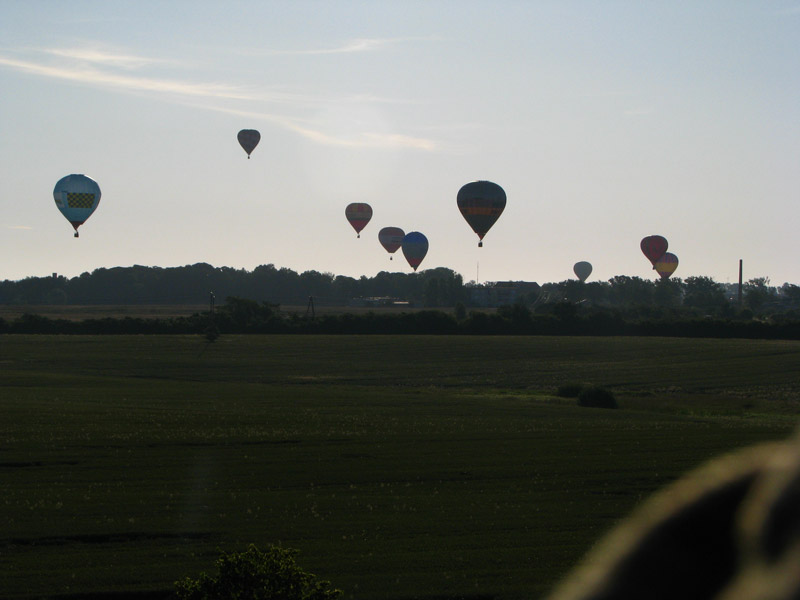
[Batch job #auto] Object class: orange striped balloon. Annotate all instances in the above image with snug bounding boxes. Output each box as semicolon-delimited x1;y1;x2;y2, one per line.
345;203;373;238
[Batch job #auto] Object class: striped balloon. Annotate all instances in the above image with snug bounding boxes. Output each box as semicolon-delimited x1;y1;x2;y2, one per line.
655;252;679;279
457;180;506;247
345;203;373;238
378;227;405;260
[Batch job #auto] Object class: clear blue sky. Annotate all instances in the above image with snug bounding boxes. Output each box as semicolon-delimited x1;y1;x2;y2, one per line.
1;1;798;286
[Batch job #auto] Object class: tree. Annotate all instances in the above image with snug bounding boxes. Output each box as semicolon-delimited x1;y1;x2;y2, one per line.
424;278;441;307
653;278;683;307
175;544;342;600
608;276;654;306
683;276;727;312
743;277;776;313
779;284;800;310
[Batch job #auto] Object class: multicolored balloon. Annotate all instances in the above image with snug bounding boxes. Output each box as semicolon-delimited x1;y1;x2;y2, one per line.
345;203;373;238
457;180;506;247
53;174;101;238
401;231;428;271
378;227;405;260
640;235;668;267
654;252;679;279
573;261;592;282
237;129;260;159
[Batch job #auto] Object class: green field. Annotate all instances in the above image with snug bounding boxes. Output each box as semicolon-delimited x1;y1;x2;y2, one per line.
2;334;799;599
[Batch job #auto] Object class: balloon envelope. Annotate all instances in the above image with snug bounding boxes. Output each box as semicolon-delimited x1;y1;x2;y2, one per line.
345;203;373;237
378;227;405;258
573;261;592;282
401;232;428;271
655;252;679;279
641;235;668;265
457;180;506;246
237;129;260;158
53;174;101;236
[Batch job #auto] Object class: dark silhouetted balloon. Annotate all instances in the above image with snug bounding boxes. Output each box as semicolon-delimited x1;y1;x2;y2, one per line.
345;203;373;238
573;261;593;282
237;129;260;158
401;231;428;271
457;180;506;247
378;227;405;260
53;174;101;238
655;253;679;279
641;235;668;267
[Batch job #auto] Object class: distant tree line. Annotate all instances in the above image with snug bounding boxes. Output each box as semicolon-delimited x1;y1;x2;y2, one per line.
3;295;800;339
3;263;800;317
539;275;800;319
0;263;465;308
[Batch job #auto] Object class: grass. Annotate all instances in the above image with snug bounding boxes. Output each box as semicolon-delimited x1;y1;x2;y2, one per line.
1;334;799;599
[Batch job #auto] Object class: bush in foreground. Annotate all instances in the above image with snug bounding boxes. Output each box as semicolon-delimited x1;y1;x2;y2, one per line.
175;544;342;600
577;385;618;409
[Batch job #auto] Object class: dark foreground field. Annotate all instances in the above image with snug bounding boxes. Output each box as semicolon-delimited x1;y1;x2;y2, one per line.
2;335;799;599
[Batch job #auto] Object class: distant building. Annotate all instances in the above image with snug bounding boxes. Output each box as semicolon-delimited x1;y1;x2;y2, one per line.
467;281;540;307
348;297;410;308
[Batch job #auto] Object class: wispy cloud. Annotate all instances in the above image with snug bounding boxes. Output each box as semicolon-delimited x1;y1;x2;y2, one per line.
288;125;437;151
0;55;256;100
187;102;438;151
42;47;171;69
253;36;438;56
0;45;439;151
275;37;393;55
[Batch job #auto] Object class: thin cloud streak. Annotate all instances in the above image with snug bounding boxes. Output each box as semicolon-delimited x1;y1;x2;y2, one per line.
0;50;439;151
0;55;256;100
0;51;419;107
188;102;438;151
43;47;171;69
253;36;440;56
290;37;391;54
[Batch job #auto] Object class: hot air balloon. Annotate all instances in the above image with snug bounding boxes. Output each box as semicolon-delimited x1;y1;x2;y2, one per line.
641;235;668;267
345;203;373;238
654;253;679;279
457;180;506;247
401;232;428;271
237;129;260;158
53;174;101;238
378;227;405;260
573;261;592;282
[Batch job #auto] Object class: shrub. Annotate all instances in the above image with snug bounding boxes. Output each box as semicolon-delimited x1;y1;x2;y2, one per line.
204;323;220;343
175;544;342;600
577;385;618;409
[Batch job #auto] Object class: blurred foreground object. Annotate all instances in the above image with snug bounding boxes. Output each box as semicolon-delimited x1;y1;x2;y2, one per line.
546;429;800;600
